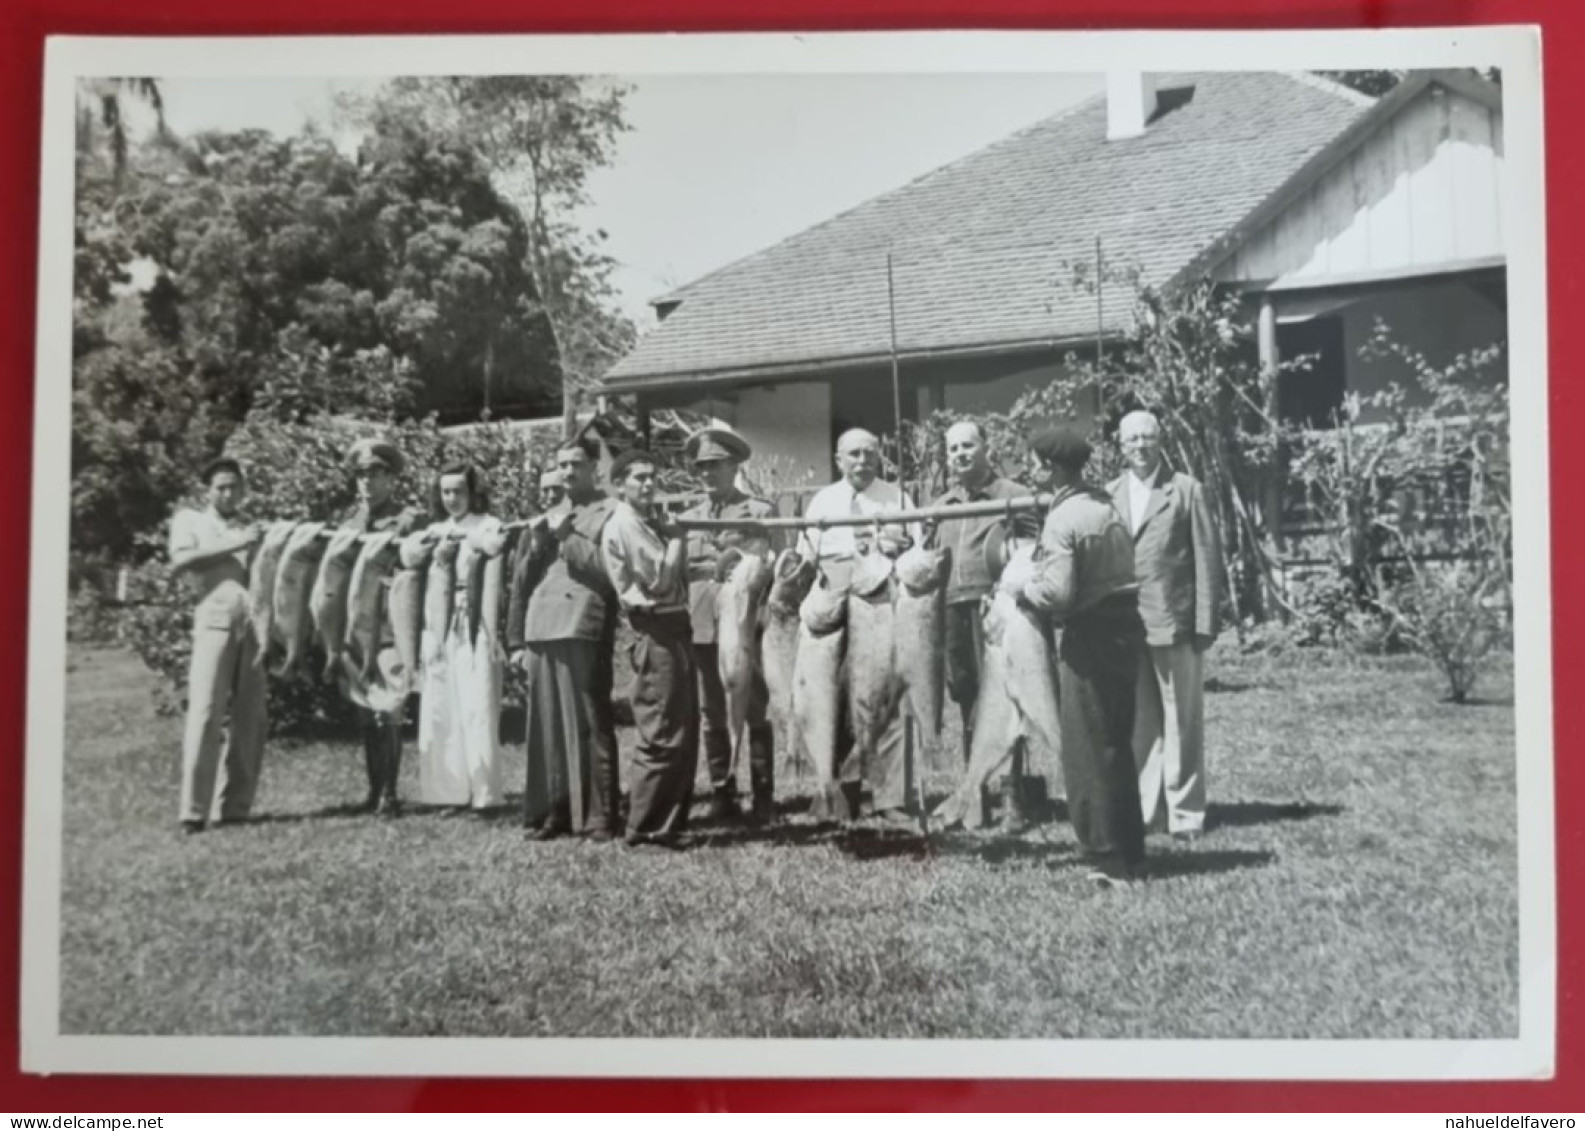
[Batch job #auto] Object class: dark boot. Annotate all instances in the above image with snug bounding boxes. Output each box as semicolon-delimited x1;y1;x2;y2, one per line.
708;783;741;822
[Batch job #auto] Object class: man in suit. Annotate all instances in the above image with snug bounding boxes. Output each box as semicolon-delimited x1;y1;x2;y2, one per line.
508;435;621;840
680;426;778;825
1109;409;1223;840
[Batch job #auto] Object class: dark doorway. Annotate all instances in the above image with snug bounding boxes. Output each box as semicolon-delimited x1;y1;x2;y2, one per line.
1277;315;1347;428
829;372;917;455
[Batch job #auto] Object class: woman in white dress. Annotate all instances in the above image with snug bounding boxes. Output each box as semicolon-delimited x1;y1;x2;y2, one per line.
400;463;509;811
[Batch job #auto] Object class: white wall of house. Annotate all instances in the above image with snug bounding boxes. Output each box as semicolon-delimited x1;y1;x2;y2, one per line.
726;381;834;495
1343;278;1508;423
1217;83;1504;286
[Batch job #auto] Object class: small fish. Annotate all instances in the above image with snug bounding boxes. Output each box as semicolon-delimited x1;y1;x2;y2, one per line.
892;544;951;740
270;521;327;678
247;521;298;666
761;549;818;763
792;577;848;821
310;527;363;682
385;567;425;699
844;544;901;766
345;530;400;682
423;536;458;666
715;551;775;789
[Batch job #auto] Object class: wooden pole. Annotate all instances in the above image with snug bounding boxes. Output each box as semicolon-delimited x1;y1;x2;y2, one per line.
1258;295;1283;555
674;493;1054;532
888;253;906;494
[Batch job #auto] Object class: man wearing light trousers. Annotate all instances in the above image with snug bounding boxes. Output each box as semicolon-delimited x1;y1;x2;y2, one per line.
1109;410;1223;839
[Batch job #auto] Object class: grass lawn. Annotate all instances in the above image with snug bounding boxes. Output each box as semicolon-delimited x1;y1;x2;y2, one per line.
56;642;1517;1039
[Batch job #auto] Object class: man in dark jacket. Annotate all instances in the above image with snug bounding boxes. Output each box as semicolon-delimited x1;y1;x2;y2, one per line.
929;419;1041;827
1022;424;1147;886
508;435;620;840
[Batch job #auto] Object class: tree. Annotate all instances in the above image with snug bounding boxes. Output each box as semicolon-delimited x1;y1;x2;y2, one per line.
76;78;168;180
71;114;564;563
338;77;637;432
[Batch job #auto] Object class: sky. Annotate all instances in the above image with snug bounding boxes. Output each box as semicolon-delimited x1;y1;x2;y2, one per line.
150;73;1101;327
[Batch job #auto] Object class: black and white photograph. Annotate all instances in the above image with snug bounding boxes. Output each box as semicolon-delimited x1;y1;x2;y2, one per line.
22;29;1552;1078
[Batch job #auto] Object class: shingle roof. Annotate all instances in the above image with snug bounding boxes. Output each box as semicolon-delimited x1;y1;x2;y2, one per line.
603;71;1371;391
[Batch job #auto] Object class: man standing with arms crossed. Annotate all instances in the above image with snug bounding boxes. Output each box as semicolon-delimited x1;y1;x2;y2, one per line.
1109;409;1223;840
680;426;777;825
168;456;265;835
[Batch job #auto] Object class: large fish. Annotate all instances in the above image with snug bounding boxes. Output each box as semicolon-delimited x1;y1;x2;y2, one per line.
761;549;818;761
247;520;298;666
386;566;426;698
792;576;848;821
892;544;951;742
466;528;517;659
345;530;400;682
423;536;459;666
715;550;775;788
310;526;364;682
270;521;327;678
931;544;1063;831
843;545;902;783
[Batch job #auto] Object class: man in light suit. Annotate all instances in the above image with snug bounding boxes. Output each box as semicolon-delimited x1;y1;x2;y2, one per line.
1109;410;1223;839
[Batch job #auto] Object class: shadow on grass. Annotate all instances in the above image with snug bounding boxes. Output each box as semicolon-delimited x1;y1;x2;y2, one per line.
1204;677;1265;694
1145;848;1276;879
1207;800;1343;829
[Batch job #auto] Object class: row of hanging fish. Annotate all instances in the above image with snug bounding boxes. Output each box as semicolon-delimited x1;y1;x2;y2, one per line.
241;520;516;701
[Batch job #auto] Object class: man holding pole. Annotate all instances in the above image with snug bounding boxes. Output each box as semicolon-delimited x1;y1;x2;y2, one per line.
602;447;697;850
509;435;620;840
1021;423;1147;886
168;456;265;834
929;419;1041;827
337;438;424;817
800;427;922;825
680;426;778;825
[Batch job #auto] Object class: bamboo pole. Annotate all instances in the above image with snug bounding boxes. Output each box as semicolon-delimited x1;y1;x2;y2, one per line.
674;493;1054;532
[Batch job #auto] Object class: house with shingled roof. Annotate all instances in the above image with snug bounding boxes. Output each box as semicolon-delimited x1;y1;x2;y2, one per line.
600;69;1508;527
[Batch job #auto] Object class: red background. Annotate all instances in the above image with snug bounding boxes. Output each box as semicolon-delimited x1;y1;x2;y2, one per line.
1;0;1574;1113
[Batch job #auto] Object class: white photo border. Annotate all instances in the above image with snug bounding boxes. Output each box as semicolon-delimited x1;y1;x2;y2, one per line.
23;25;1553;1079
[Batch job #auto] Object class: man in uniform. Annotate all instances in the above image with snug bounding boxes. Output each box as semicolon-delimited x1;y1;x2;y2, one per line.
509;435;621;840
338;438;424;816
680;426;778;824
168;457;265;834
929;419;1041;827
1020;424;1147;886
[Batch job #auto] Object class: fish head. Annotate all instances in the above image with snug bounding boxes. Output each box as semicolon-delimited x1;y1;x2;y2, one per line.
798;579;848;636
767;549;818;613
895;545;951;595
850;546;894;597
996;542;1040;595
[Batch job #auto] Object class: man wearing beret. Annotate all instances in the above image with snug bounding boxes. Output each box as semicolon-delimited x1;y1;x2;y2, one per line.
929;419;1042;829
680;426;779;825
338;438;424;816
1020;423;1148;886
168;456;266;834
